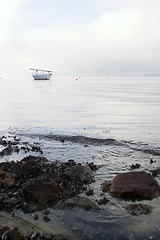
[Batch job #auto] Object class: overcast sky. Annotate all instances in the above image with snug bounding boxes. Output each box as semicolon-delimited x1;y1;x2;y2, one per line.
0;0;160;78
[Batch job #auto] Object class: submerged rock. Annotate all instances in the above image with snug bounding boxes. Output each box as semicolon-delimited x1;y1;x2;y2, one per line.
125;203;154;215
103;171;160;200
0;145;13;156
55;196;101;211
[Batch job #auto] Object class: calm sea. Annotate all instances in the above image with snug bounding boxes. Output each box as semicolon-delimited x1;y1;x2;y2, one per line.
0;76;160;143
0;75;160;239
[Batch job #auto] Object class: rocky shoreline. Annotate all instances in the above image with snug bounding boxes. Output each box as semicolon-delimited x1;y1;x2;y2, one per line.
0;135;101;239
1;135;160;239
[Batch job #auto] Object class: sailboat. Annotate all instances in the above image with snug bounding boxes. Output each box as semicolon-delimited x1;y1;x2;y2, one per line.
30;68;52;80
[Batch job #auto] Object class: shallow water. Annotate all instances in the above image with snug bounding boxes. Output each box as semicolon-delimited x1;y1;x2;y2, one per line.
0;76;160;239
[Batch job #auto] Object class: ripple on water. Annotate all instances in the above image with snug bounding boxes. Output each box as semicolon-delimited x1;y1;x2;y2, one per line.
1;132;160;239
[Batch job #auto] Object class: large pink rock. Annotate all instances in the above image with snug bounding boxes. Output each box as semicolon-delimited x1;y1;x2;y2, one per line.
109;171;160;200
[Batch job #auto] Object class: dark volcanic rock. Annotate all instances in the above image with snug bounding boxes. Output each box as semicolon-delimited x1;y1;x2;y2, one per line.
108;171;160;200
65;164;93;184
23;179;66;207
130;163;141;169
0;155;98;212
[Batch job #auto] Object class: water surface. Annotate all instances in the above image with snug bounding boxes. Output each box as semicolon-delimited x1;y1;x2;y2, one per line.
0;76;160;239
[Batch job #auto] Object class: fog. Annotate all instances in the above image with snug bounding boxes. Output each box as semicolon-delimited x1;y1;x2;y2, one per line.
0;0;160;78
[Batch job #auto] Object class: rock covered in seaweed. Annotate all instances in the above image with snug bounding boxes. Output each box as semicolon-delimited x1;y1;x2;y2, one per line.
23;178;66;207
0;155;98;212
0;227;71;240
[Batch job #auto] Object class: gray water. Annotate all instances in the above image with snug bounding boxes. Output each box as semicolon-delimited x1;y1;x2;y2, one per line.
0;76;160;142
0;76;160;239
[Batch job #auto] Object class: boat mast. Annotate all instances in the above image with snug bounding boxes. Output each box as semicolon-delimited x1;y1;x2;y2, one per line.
30;68;52;73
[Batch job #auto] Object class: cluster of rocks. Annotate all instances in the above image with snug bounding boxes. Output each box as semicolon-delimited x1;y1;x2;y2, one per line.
0;227;70;240
0;150;99;239
130;163;141;169
124;203;153;216
0;155;98;213
0;135;43;156
1;135;160;238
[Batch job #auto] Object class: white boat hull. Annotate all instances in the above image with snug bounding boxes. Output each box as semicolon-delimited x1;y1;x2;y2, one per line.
32;73;52;80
